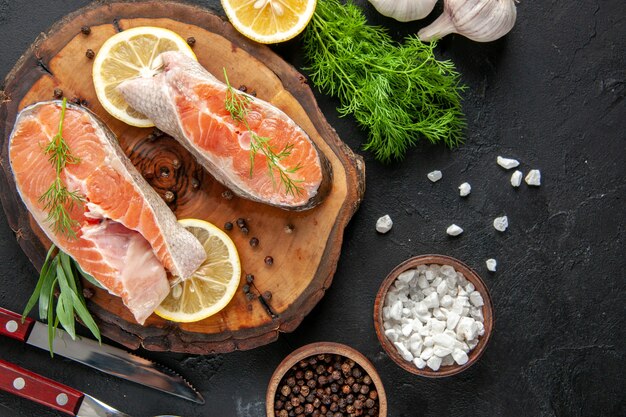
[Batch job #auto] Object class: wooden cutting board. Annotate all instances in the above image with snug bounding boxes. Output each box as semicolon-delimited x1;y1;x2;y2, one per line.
0;1;365;353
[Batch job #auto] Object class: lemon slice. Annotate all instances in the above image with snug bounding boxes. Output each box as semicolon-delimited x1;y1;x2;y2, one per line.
154;219;241;323
92;26;197;127
222;0;317;44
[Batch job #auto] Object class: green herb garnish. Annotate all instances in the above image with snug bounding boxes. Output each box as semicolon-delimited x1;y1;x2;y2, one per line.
303;0;466;162
38;98;84;239
223;69;304;197
22;245;101;355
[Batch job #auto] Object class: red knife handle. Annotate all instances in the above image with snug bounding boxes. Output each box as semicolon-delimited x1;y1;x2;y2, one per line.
0;307;35;342
0;359;83;416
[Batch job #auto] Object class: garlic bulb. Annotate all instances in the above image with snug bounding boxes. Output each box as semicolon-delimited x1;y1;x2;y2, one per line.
369;0;438;22
418;0;517;42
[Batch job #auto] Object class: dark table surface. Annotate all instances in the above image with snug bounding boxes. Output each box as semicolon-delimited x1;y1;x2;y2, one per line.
1;1;624;416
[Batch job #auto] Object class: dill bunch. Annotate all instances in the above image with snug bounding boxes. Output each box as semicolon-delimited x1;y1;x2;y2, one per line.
302;0;466;162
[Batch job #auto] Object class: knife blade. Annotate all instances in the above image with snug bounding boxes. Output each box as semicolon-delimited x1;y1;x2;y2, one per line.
0;358;132;417
0;307;203;404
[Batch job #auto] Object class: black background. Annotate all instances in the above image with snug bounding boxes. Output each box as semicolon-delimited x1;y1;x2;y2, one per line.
1;1;625;416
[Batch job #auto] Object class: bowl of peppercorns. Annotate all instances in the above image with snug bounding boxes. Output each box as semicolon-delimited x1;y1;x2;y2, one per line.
266;342;387;417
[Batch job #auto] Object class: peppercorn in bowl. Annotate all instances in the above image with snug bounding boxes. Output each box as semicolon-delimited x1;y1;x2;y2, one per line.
266;342;387;417
374;254;494;377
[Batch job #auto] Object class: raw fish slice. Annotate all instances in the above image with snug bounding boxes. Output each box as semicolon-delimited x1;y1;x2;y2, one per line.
9;101;206;323
118;51;331;210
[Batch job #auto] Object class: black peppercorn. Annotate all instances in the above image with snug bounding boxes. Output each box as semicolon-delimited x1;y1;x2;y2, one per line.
351;368;362;378
346;405;355;414
360;385;369;395
246;274;254;284
341;363;351;374
81;25;91;35
304;403;314;415
281;385;291;397
186;36;196;46
191;177;200;189
246;292;255;301
250;237;259;247
354;400;363;410
164;191;175;203
86;49;95;59
278;410;288;417
221;190;233;200
242;284;250;293
262;291;272;301
53;88;63;99
342;385;350;395
224;221;233;231
236;218;246;228
238;85;248;92
351;383;361;393
241;226;249;235
307;379;316;389
365;399;375;409
292;385;301;395
287;377;296;387
265;255;274;265
362;375;371;385
368;391;377;400
82;288;94;299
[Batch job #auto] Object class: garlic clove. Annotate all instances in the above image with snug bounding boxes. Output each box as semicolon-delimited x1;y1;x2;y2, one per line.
369;0;438;22
418;0;517;43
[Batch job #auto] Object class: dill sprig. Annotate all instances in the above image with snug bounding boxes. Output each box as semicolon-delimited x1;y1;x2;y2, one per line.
302;0;466;162
22;245;102;355
223;69;304;197
38;98;84;238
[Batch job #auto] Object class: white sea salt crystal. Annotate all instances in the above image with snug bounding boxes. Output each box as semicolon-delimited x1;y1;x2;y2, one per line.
446;312;460;330
470;307;484;322
452;348;469;365
497;156;520;170
423;336;434;347
431;276;443;288
427;170;443;182
433;333;456;349
414;301;428;315
510;170;523;187
402;307;411;316
422;287;435;296
446;224;464;236
413;357;427;369
375;214;393;233
417;275;429;289
467;338;479;349
432;308;446;321
441;355;455;366
440;264;455;277
459;182;471;197
486;258;497;272
465;283;475;293
431;319;446;334
436;281;448;296
417;265;427;273
390;301;403;321
424;269;435;281
426;356;442;371
440;295;453;308
385;329;399;343
420;347;434;360
469;291;484;307
382;306;391;320
423;292;440;309
397;270;416;283
433;346;453;357
493;216;509;232
394;342;414;362
525;169;541;186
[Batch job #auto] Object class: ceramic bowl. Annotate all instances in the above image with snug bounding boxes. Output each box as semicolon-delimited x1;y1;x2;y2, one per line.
373;254;494;377
266;342;387;417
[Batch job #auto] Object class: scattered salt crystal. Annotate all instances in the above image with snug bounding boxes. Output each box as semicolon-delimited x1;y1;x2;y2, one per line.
423;336;434;348
376;215;393;234
423;292;440;309
432;333;456;349
431;319;446;334
440;295;453;308
432;307;446;321
469;291;484;307
427;170;442;182
497;156;520;170
446;224;464;236
401;322;413;337
458;182;471;197
452;349;469;365
525;169;541;186
486;258;497;272
426;355;442;371
510;170;523;187
493;216;508;232
413;357;427;369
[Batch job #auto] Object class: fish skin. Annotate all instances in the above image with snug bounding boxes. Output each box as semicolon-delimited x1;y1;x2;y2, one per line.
9;101;206;323
118;51;332;211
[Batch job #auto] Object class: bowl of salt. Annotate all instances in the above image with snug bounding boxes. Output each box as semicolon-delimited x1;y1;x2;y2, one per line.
373;254;494;377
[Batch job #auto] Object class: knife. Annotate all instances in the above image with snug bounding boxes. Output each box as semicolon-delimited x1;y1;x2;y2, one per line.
0;307;204;404
0;358;134;416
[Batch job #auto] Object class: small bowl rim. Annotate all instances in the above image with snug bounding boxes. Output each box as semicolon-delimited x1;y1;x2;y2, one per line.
373;254;494;378
266;342;388;417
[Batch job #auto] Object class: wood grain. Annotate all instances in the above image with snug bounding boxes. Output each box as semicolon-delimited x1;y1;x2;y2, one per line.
0;1;365;353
